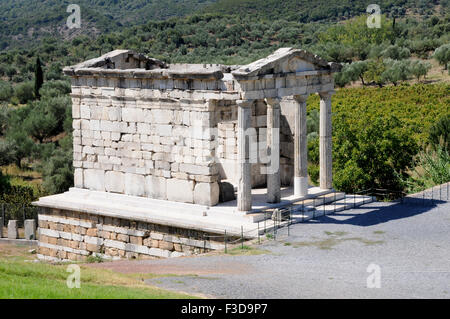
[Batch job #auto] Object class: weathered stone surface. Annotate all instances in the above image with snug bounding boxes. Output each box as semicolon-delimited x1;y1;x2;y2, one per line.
194;182;220;206
124;173;145;196
24;219;36;240
84;169;105;191
166;179;194;203
145;176;167;200
7;220;18;239
105;171;125;193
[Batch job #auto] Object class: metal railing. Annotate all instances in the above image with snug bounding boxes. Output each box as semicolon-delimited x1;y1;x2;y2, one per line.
201;182;450;252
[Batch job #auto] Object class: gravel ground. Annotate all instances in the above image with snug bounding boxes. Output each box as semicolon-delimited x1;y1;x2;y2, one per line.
94;184;450;299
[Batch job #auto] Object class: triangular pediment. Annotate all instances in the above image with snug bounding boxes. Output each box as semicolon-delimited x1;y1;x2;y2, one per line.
232;47;341;80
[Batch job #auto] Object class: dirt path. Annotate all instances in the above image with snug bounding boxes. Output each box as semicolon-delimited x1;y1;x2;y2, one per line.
86;255;254;276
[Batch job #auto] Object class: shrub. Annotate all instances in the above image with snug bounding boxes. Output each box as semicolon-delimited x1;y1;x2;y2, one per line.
381;45;411;60
0;184;36;205
42;146;73;195
0;104;9;135
0;171;10;195
429;115;450;152
405;145;450;193
14;81;34;104
332;114;418;193
39;80;71;98
0;81;13;101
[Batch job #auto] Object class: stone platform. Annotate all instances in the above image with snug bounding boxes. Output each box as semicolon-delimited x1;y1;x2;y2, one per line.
34;187;336;237
33;187;374;261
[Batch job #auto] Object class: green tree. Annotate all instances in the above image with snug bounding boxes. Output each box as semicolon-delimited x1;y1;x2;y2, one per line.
5;65;16;81
34;56;44;99
381;59;412;86
381;45;411;60
23;103;58;143
3;131;35;168
24;95;70;142
409;60;431;82
0;81;13;101
41;133;73;195
39;80;71;98
364;58;386;87
432;43;450;70
14;81;34;104
0;103;9;135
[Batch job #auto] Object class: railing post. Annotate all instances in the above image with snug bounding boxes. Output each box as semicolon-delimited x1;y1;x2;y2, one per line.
287;208;290;237
22;204;25;227
273;216;276;240
224;230;227;254
1;203;4;227
312;198;315;219
431;186;434;206
334;191;336;213
423;188;425;206
241;226;244;249
264;212;267;235
257;222;260;244
302;200;305;222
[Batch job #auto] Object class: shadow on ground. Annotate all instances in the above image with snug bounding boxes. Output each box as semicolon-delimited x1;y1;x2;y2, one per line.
305;198;446;227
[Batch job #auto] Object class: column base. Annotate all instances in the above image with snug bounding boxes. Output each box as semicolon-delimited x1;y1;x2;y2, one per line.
294;176;308;197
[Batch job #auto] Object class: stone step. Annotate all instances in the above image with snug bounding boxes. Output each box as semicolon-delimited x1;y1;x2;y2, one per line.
312;195;374;217
293;192;346;208
246;194;376;237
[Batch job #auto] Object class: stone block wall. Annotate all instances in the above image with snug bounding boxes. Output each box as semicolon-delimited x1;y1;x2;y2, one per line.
71;76;224;206
37;207;230;262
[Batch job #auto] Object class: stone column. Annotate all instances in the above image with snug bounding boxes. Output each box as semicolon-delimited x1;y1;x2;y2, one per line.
319;92;333;189
237;99;254;211
265;98;281;203
293;95;309;197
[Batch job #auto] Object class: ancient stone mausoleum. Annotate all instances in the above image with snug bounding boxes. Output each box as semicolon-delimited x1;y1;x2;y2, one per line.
33;48;341;261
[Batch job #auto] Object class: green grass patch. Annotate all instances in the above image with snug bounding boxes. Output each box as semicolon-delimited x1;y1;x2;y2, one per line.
0;244;197;299
226;245;268;256
324;231;349;237
292;237;384;250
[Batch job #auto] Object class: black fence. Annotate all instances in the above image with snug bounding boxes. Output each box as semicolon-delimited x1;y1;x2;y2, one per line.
1;203;39;228
354;183;450;205
202;183;450;250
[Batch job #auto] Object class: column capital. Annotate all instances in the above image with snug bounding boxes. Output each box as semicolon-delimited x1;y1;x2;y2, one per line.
264;97;281;108
236;99;254;108
293;94;309;104
318;91;335;100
